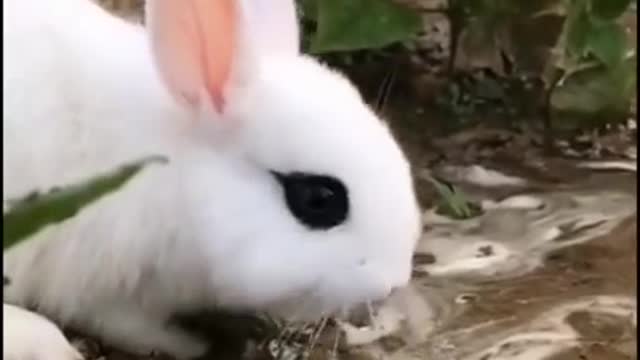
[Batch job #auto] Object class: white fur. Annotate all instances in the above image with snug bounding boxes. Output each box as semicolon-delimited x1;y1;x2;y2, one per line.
3;304;83;360
3;0;421;358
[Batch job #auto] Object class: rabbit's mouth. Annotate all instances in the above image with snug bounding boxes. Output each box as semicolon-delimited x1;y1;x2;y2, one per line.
168;308;277;355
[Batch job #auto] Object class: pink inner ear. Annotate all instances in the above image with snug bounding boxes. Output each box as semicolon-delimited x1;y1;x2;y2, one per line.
195;0;236;110
149;0;237;112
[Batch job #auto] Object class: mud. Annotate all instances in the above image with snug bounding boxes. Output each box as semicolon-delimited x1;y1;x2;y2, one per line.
328;149;637;360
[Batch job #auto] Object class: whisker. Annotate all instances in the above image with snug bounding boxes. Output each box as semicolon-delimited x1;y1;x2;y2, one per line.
366;300;376;326
274;318;293;343
306;315;329;356
273;301;305;358
374;67;397;113
273;295;318;359
273;323;292;359
330;322;341;360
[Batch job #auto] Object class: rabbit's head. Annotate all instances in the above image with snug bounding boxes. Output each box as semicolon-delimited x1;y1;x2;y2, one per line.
147;0;421;321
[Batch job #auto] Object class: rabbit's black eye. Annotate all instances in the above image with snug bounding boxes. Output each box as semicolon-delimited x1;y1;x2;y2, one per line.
273;172;349;230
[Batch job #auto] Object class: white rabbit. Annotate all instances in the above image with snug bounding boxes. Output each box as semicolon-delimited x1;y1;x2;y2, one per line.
3;0;421;358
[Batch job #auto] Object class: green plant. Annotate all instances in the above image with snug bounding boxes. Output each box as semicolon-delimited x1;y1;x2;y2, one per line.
3;156;167;250
298;0;422;54
544;0;636;147
443;0;635;148
297;0;635;144
428;177;482;220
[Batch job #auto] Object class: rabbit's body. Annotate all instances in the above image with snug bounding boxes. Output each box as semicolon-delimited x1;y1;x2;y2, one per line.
4;1;217;356
3;0;422;358
4;0;176;193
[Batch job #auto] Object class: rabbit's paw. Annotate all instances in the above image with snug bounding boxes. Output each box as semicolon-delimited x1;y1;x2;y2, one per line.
3;303;83;360
93;309;208;359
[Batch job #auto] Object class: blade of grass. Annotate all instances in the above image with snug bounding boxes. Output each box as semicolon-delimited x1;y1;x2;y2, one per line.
3;156;167;250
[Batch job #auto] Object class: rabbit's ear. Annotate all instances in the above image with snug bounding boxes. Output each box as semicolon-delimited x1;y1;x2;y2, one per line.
147;0;241;112
242;0;300;56
147;0;300;114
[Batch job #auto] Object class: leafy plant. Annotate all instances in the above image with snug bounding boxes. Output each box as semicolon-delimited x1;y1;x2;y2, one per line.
441;0;635;148
298;0;422;54
3;156;167;250
541;0;635;149
428;177;482;220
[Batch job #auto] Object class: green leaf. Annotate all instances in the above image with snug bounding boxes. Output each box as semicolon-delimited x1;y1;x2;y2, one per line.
551;56;636;116
3;156;167;250
565;3;593;59
590;0;631;20
586;23;627;68
427;177;481;220
309;0;422;53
